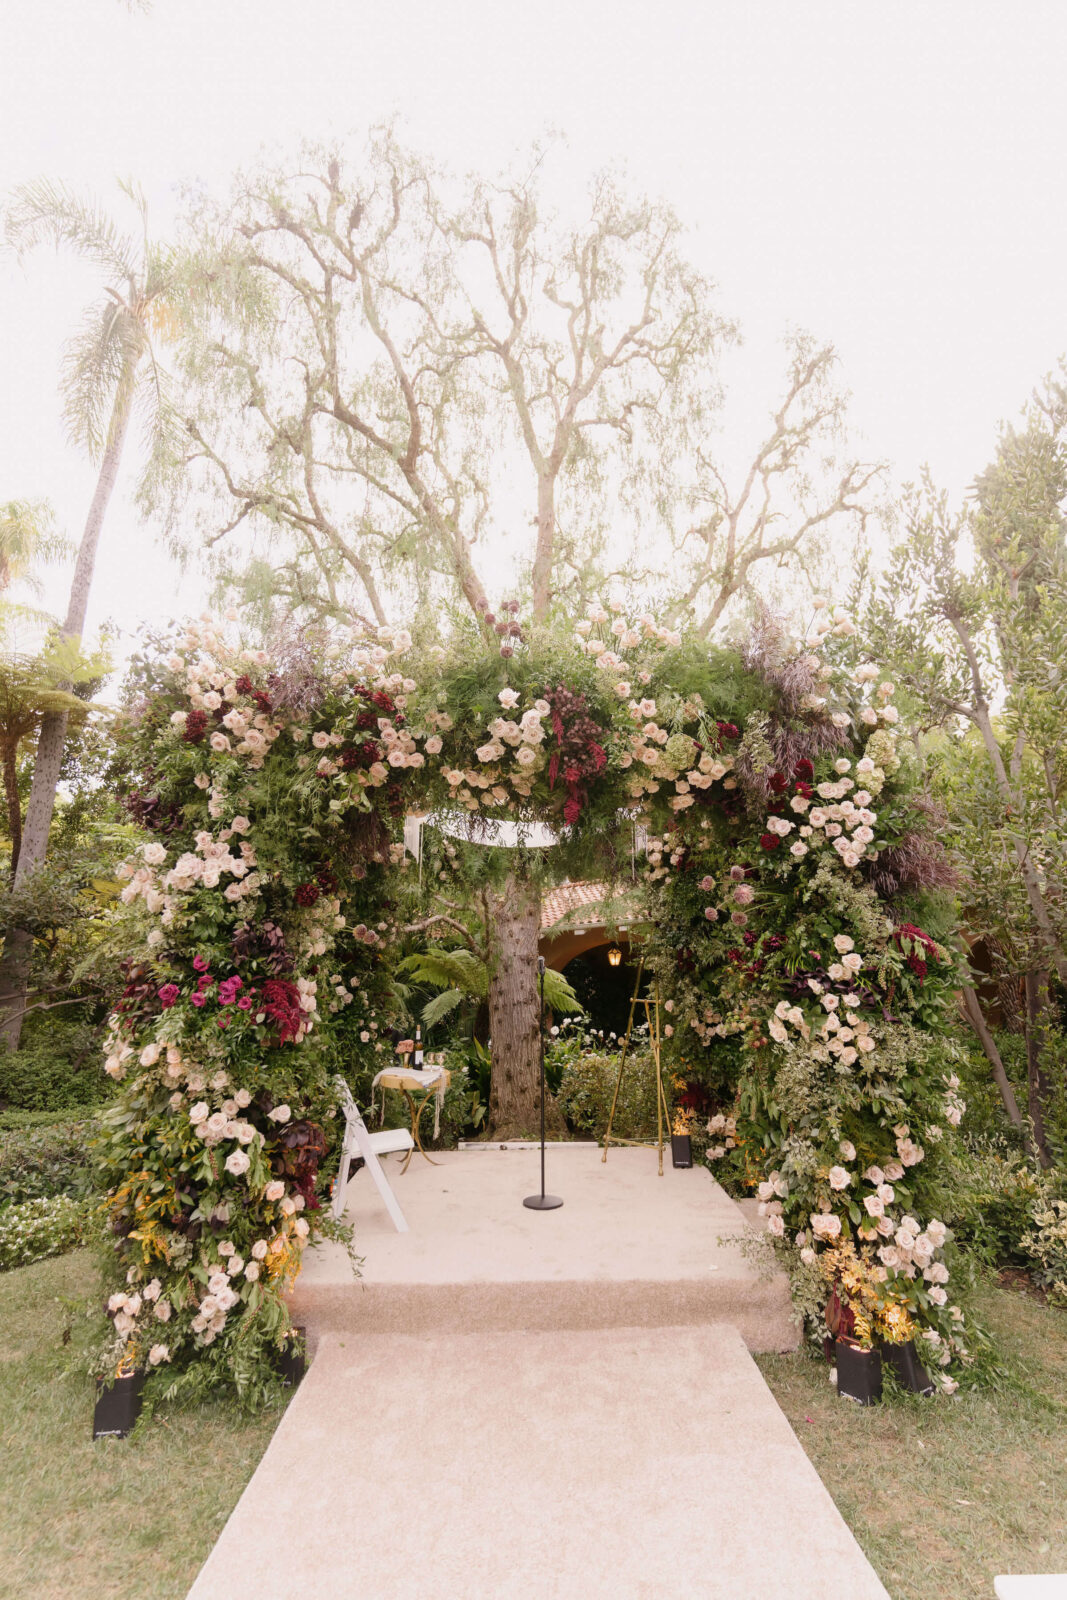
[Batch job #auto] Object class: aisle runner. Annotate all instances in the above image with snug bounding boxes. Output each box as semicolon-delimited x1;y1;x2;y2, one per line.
187;1324;889;1600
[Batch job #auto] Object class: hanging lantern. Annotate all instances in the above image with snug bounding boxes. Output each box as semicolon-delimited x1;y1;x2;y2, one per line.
607;945;622;967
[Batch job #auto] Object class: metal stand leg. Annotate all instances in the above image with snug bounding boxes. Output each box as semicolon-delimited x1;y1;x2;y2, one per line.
602;956;669;1174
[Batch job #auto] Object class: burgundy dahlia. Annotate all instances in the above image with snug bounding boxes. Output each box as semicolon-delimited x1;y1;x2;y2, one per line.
183;710;208;743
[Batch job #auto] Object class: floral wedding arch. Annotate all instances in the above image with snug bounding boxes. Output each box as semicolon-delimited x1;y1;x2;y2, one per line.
97;600;972;1405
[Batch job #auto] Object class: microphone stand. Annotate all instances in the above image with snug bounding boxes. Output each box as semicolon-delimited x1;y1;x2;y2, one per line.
523;955;563;1211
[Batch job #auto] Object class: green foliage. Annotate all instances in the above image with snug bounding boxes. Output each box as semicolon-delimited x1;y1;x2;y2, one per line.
399;945;583;1033
551;1035;661;1141
0;1015;113;1113
1022;1198;1067;1304
933;1137;1048;1269
0;1194;91;1271
0;1112;98;1203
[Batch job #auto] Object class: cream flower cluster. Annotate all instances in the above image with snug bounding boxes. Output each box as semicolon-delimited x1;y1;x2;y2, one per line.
781;765;881;871
705;1110;738;1161
443;688;551;809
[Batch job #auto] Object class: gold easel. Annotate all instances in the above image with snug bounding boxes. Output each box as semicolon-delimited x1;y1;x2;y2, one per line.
601;954;671;1175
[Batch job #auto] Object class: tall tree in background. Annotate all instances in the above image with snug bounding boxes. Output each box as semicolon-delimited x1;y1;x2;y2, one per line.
0;180;175;1048
867;368;1067;1164
159;134;877;1130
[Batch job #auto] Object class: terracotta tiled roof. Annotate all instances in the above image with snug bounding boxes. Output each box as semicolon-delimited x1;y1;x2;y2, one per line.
540;881;635;931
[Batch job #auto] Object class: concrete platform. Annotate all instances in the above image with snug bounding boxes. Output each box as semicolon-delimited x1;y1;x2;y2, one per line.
290;1145;799;1352
187;1324;890;1600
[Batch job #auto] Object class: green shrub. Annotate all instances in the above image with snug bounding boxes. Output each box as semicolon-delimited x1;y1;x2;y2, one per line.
554;1047;660;1141
0;1113;99;1204
0;1014;110;1114
936;1137;1048;1268
0;1194;91;1272
1023;1198;1067;1305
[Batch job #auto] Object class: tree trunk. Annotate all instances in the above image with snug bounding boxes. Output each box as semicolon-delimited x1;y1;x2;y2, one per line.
1022;971;1054;1169
486;874;565;1138
960;985;1027;1146
2;737;22;880
0;379;135;1050
531;472;555;622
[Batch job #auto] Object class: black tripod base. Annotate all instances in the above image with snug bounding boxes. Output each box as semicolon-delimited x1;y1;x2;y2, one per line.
523;1194;563;1210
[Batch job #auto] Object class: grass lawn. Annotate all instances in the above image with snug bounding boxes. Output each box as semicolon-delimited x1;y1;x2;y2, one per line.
2;1252;1065;1600
0;1250;283;1600
759;1283;1067;1600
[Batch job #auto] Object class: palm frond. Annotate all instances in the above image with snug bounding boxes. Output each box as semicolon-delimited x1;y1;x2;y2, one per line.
0;500;71;592
396;947;488;999
543;968;585;1015
421;988;466;1028
60;301;142;456
5;179;140;286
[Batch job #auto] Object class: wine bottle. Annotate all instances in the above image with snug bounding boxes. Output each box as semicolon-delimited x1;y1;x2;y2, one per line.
413;1025;424;1070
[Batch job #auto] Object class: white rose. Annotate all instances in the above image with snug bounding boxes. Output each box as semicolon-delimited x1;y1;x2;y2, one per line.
265;1180;285;1202
269;1105;291;1124
828;1166;851;1191
225;1149;251;1177
251;1240;269;1260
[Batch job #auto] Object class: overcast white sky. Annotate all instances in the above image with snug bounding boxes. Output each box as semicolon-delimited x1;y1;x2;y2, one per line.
3;0;1066;657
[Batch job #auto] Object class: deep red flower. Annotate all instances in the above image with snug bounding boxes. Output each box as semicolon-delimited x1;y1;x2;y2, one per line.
769;771;788;793
182;710;208;744
235;675;254;695
295;883;320;907
794;758;815;782
795;780;814;799
716;721;740;740
261;979;304;1043
759;833;780;851
157;984;180;1009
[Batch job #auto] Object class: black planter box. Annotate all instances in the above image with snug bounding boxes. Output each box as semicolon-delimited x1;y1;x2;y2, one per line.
276;1326;307;1389
93;1369;145;1439
670;1134;693;1169
835;1339;882;1405
879;1338;935;1396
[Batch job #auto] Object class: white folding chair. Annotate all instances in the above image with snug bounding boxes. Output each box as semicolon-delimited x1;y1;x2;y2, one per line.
331;1075;413;1232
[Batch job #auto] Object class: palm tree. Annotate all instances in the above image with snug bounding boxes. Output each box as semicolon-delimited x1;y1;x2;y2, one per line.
0;179;176;1047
